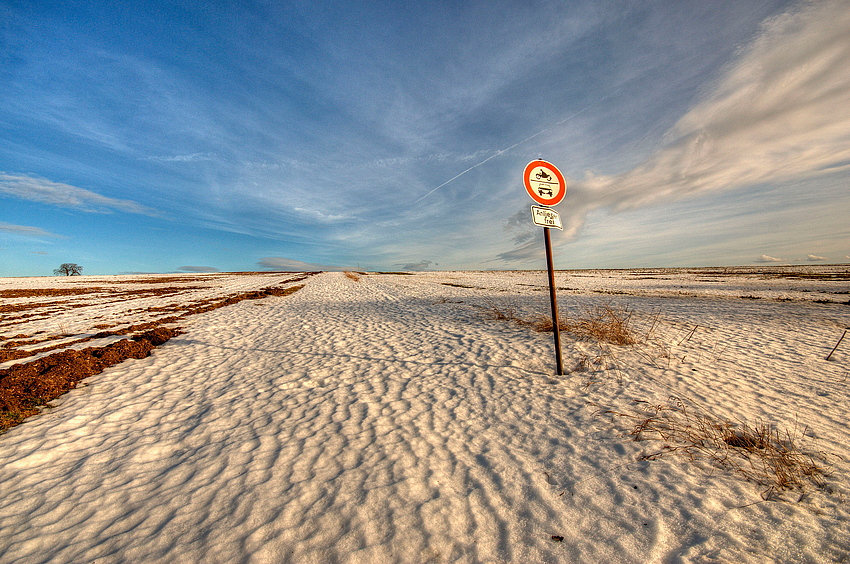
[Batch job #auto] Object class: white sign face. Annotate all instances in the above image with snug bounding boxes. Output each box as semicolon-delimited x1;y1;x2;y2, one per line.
531;206;563;230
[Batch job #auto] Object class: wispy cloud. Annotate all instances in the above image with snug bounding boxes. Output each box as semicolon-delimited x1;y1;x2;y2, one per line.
755;254;783;263
177;265;219;273
143;153;217;163
503;0;850;261
3;1;846;274
0;173;158;215
293;208;350;223
0;221;62;238
806;254;827;262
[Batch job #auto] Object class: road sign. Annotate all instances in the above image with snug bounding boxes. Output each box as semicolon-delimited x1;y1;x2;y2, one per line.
523;160;566;206
522;159;567;376
531;206;563;230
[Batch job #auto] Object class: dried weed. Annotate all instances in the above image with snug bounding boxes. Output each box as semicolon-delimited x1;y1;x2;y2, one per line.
606;396;832;499
482;298;524;323
488;301;641;346
555;303;637;345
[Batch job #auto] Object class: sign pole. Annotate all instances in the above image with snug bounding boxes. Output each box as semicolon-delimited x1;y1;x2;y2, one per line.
543;226;564;376
523;159;567;377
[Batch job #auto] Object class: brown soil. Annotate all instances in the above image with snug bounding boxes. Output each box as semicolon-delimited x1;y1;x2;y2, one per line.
0;333;35;343
0;302;63;314
108;276;216;284
0;327;180;431
0;278;311;433
1;334;70;362
0;349;35;363
0;336;100;363
112;286;209;297
0;288;107;298
0;287;209;315
1;284;307;365
0;312;55;326
2;334;65;349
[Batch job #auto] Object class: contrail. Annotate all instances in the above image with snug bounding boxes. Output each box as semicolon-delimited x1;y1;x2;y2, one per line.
413;148;511;204
414;93;619;204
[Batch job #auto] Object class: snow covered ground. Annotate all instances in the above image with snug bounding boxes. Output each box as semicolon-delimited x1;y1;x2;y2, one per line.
0;272;309;367
0;267;848;563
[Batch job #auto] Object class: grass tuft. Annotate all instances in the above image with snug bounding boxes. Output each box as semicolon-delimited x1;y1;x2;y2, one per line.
607;396;831;499
529;303;637;345
482;298;522;322
480;300;639;346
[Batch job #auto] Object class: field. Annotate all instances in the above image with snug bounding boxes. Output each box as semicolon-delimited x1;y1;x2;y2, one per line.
1;266;848;563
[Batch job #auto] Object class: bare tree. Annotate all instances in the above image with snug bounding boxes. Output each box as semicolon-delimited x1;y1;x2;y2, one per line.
54;263;83;276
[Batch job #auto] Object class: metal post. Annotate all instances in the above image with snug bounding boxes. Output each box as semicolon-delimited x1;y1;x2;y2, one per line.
826;329;847;361
543;227;564;376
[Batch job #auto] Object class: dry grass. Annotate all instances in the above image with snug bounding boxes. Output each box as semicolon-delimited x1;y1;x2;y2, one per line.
606;396;831;499
482;299;522;322
477;288;833;500
343;271;362;281
484;300;640;346
545;303;637;345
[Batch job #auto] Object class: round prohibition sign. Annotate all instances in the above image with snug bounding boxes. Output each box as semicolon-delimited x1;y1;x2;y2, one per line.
523;160;566;206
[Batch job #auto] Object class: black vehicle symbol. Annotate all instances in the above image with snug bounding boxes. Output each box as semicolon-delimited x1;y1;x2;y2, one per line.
537;185;553;197
535;169;552;181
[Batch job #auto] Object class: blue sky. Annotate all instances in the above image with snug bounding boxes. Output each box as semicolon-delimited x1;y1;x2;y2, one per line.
2;0;849;276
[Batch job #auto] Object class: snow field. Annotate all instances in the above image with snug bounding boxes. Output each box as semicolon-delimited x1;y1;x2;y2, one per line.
0;270;848;563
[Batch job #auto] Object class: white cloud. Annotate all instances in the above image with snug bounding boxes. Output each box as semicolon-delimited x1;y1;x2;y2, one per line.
395;260;435;271
0;173;157;215
755;254;783;263
542;0;850;243
258;257;348;271
0;221;62;238
806;254;827;261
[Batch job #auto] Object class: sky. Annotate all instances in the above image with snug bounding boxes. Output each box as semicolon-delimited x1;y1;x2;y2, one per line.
1;0;849;276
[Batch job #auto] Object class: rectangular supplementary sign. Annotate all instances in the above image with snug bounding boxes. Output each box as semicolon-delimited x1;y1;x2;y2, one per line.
530;206;563;230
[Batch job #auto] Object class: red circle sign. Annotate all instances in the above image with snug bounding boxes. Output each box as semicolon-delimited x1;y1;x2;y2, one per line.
523;160;566;206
